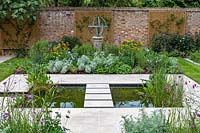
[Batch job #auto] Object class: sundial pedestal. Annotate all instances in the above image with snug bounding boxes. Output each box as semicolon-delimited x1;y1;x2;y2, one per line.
92;36;103;50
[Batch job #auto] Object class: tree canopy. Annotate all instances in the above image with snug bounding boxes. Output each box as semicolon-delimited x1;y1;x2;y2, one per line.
41;0;200;8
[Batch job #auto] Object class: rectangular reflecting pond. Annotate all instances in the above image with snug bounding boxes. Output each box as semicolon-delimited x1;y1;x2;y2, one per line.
51;84;85;108
110;84;154;108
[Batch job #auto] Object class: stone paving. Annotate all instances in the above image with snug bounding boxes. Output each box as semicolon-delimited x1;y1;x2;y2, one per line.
0;55;15;63
185;58;200;66
0;74;28;92
84;84;114;108
0;74;200;133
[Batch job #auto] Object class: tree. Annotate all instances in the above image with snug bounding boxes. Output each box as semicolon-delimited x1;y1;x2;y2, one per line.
0;0;41;56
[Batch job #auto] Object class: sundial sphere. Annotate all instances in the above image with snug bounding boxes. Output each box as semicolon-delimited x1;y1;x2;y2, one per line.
88;16;108;37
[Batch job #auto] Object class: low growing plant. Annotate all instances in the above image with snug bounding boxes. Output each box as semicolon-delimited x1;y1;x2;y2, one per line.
28;40;49;64
189;52;200;64
140;69;183;107
122;109;167;133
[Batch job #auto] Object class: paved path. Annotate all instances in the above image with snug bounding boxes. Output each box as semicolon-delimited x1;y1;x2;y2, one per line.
0;55;15;63
84;84;114;108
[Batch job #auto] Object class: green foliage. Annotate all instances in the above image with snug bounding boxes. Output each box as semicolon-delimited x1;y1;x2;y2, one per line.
146;50;180;73
0;58;25;81
102;43;119;56
141;69;183;107
77;55;96;73
61;36;82;50
26;63;51;94
152;32;198;57
48;59;72;74
122;110;167;133
75;44;97;57
132;66;145;74
189;52;200;64
29;40;49;64
0;0;41;56
40;0;200;7
178;58;200;84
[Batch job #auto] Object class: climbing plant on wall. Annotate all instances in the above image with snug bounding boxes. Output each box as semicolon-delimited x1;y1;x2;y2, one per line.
0;0;41;56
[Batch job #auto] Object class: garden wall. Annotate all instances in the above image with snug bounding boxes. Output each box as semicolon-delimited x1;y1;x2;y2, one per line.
0;7;200;52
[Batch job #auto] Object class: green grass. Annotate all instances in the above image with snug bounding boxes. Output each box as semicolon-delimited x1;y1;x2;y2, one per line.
0;58;25;81
178;58;200;83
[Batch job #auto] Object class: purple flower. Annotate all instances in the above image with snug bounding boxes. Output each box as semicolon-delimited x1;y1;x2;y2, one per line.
3;82;7;85
191;125;196;129
197;112;200;117
41;118;45;125
192;84;197;89
2;112;9;120
26;94;33;99
20;107;24;111
11;95;15;99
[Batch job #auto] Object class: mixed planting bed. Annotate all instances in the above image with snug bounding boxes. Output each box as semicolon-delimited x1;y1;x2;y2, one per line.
0;35;200;132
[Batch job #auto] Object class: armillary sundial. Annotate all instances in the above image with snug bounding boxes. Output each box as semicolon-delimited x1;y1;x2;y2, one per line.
88;16;108;50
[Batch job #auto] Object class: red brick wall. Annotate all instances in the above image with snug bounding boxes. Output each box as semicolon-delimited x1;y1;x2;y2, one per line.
186;10;200;35
1;7;200;50
113;10;148;45
38;9;75;42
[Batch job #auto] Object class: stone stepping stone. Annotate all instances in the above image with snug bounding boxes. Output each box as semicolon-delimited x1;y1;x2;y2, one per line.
86;84;109;89
85;94;112;100
84;100;114;108
86;89;111;94
84;84;114;108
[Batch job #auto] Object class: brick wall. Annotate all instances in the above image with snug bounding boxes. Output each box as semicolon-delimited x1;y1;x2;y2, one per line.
1;7;200;50
113;10;148;45
39;9;75;42
186;10;200;35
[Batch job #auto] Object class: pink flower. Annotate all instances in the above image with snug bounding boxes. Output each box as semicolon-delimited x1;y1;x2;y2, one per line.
2;112;9;120
197;112;200;117
26;94;33;99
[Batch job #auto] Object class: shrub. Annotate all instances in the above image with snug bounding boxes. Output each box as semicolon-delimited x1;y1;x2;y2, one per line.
141;69;183;107
102;43;119;56
151;32;198;57
132;66;145;74
73;43;97;57
146;50;179;73
189;52;200;64
122;110;167;133
61;36;82;49
48;59;72;74
29;40;49;64
119;40;144;67
121;40;143;51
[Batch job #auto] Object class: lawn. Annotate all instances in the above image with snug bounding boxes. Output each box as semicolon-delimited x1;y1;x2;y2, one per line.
0;58;25;81
178;58;200;83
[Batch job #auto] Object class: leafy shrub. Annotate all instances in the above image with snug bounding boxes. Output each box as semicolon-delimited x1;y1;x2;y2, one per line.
135;50;147;68
77;55;96;73
151;32;198;57
122;110;167;133
141;69;183;107
120;48;136;67
146;50;180;73
102;43;119;56
75;43;97;57
132;66;145;74
29;40;49;64
119;40;145;68
48;59;72;74
121;40;143;50
61;36;82;49
189;52;200;64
